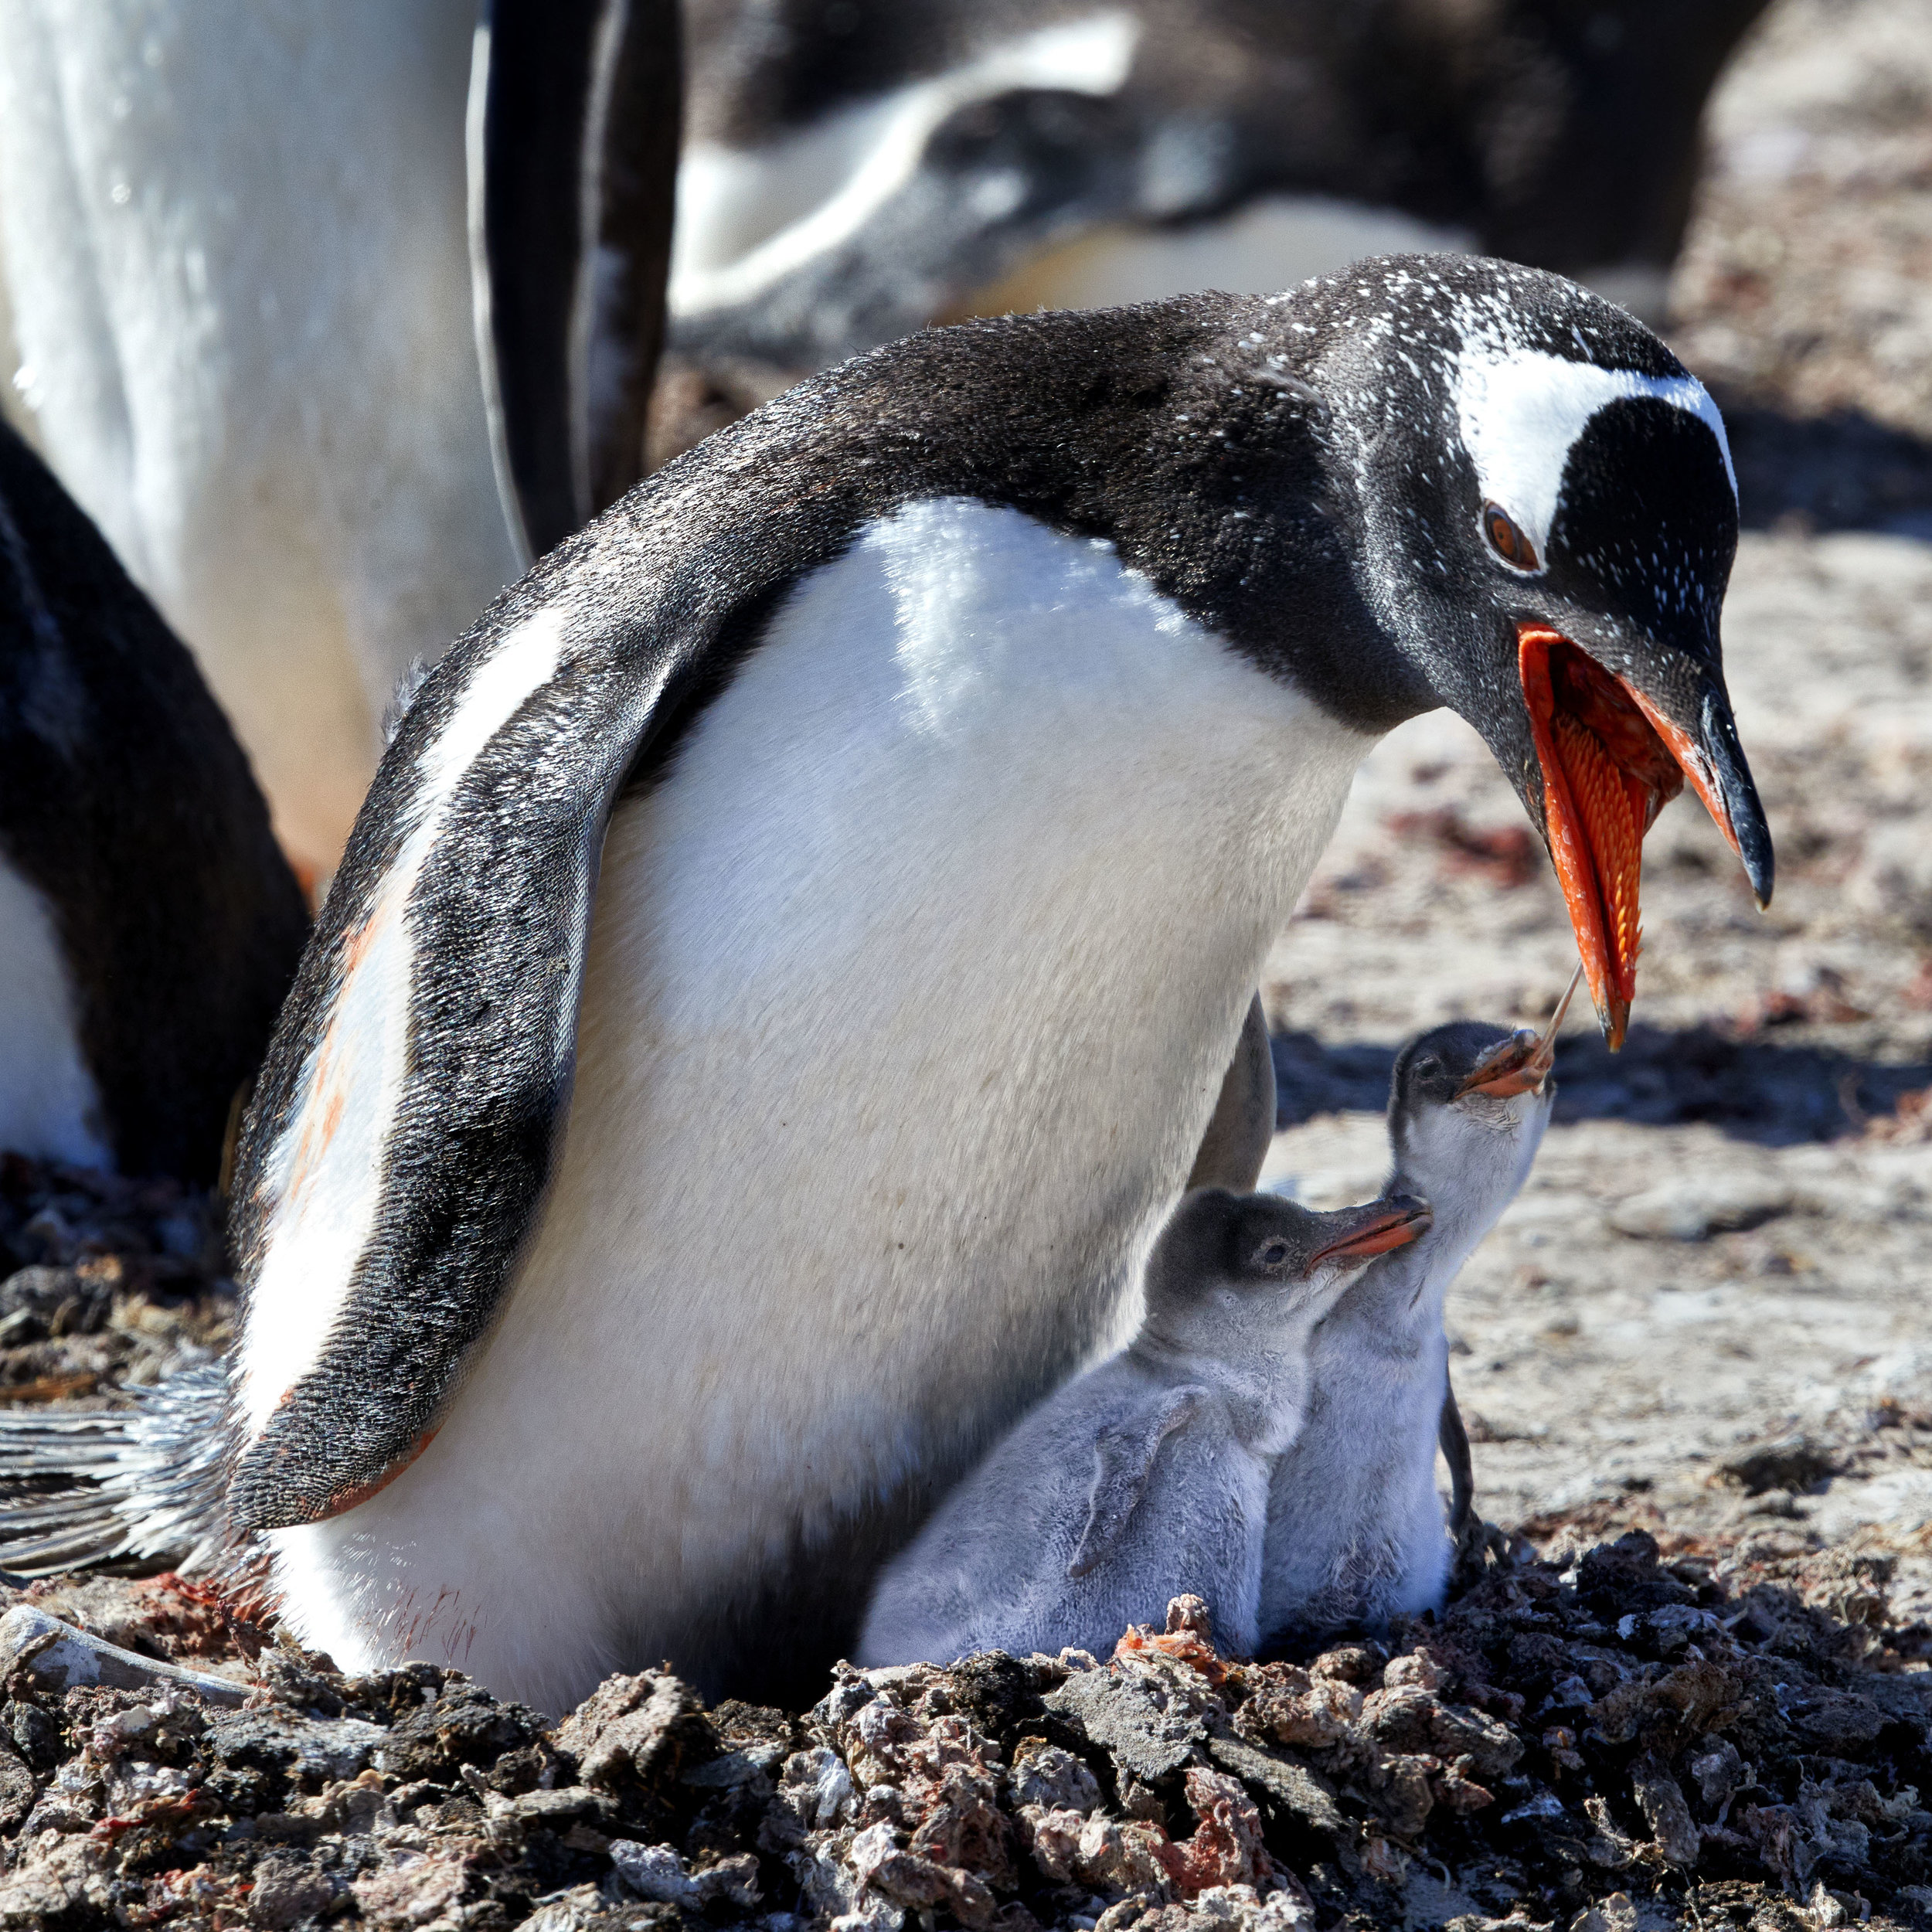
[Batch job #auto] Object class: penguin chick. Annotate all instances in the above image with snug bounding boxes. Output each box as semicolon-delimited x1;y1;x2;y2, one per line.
859;1189;1428;1668
1259;999;1566;1648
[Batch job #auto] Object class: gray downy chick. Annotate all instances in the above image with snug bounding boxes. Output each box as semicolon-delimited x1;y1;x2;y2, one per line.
859;1188;1429;1668
1258;994;1566;1648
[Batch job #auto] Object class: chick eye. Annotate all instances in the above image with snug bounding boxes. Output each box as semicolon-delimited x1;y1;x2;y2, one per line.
1253;1239;1293;1270
1414;1056;1442;1078
1482;502;1539;572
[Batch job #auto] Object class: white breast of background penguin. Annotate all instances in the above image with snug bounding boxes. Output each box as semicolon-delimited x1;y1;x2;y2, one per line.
0;858;109;1170
0;0;522;866
262;498;1371;1702
671;15;1143;318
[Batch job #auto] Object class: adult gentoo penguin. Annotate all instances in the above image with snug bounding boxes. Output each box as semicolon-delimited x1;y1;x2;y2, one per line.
859;1187;1429;1668
0;418;308;1182
668;0;1768;389
2;257;1770;1711
0;0;678;871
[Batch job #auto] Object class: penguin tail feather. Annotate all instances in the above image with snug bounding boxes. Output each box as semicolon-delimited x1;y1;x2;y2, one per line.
0;1363;233;1577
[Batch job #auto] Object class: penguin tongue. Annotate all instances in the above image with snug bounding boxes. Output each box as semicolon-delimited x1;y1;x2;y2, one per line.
1519;628;1685;1049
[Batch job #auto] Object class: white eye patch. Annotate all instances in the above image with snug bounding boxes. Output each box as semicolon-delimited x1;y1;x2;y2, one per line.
1452;345;1736;565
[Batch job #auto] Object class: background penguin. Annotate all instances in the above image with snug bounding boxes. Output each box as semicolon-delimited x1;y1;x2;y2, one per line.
859;1189;1429;1668
662;0;1769;417
1258;996;1568;1649
0;0;679;872
0;417;308;1182
1;257;1771;1713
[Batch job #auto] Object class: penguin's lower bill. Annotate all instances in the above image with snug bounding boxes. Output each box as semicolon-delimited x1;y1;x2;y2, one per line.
1518;628;1699;1049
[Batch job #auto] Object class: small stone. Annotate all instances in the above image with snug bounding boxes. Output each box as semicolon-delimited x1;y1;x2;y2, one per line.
248;1852;342;1929
1010;1740;1101;1815
609;1839;695;1903
1609;1178;1795;1240
1165;1597;1213;1640
1382;1653;1443;1692
1629;1753;1699;1867
552;1668;703;1787
0;1606;249;1706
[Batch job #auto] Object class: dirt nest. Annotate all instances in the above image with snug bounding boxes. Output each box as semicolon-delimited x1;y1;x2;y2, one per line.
0;1530;1927;1932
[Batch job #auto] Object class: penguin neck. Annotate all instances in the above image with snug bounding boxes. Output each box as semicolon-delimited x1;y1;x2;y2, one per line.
1385;1107;1549;1323
1318;1236;1444;1357
1131;1304;1328;1454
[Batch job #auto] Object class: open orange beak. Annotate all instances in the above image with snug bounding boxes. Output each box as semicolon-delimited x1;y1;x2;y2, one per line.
1454;964;1582;1099
1519;626;1762;1049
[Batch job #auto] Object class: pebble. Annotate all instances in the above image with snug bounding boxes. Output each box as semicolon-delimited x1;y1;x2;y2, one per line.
0;1604;249;1706
1607;1177;1800;1241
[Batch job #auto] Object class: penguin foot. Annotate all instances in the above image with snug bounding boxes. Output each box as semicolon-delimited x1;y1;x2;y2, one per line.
1449;1514;1527;1595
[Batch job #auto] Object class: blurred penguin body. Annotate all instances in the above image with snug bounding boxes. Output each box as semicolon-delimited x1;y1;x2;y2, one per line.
0;0;677;870
669;0;1769;387
0;417;307;1181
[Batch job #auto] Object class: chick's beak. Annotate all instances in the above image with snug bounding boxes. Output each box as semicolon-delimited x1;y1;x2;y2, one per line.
1310;1196;1432;1267
1454;964;1583;1100
1519;626;1773;1049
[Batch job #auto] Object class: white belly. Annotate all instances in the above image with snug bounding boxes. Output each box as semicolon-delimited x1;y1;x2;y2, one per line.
0;855;110;1169
268;501;1370;1708
0;0;521;870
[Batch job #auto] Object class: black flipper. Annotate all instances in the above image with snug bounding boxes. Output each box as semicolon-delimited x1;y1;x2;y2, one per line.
1440;1371;1475;1541
473;0;682;560
1068;1385;1208;1580
1441;1369;1509;1588
1185;992;1277;1194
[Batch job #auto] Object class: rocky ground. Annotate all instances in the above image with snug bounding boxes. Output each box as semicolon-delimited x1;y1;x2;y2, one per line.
2;1537;1929;1931
5;0;1932;1925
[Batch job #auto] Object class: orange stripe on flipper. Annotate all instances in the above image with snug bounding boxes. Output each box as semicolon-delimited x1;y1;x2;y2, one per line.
283;902;389;1203
321;1431;440;1519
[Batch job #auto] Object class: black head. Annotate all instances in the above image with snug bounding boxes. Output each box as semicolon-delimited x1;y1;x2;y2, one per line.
1154;255;1770;1048
1393;1022;1525;1115
1145;1187;1430;1316
1387;1018;1560;1210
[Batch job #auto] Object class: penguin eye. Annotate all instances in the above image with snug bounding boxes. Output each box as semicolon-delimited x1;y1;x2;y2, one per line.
1253;1238;1294;1271
1414;1055;1442;1078
1481;502;1539;573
